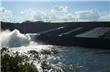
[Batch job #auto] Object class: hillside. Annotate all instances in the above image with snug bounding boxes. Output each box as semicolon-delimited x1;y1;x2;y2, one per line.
1;21;110;33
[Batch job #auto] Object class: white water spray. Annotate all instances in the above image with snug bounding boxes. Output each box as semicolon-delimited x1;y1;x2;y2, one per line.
0;29;31;48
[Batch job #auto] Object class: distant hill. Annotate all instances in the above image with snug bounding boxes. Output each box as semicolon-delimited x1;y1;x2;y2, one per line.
1;21;110;33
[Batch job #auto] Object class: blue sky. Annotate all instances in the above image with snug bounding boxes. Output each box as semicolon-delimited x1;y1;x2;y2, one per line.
1;1;110;22
2;1;109;14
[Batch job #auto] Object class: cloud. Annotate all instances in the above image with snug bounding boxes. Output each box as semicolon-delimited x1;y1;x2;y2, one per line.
74;9;100;21
16;9;45;22
20;9;37;22
0;7;13;22
98;15;110;21
0;6;109;23
49;5;75;22
51;5;68;13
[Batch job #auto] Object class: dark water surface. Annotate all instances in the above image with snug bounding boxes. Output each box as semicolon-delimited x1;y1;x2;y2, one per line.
50;46;110;72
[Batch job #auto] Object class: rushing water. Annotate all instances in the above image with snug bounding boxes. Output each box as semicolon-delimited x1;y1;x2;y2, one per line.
1;29;110;72
50;46;110;72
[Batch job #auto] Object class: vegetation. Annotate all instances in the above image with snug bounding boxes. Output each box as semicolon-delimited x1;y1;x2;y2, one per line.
1;48;63;72
1;48;38;72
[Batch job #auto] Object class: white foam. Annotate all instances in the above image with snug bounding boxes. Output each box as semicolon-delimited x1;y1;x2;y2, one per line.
0;29;55;52
0;29;31;48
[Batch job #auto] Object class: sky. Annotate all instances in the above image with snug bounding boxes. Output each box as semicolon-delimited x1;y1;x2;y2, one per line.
0;0;110;22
